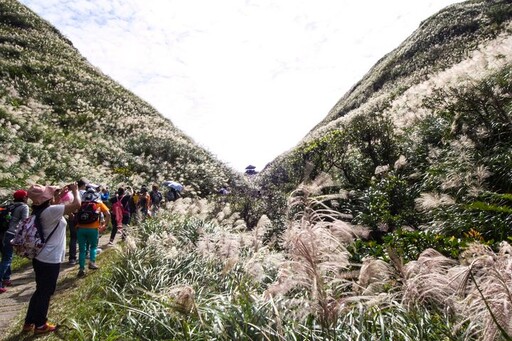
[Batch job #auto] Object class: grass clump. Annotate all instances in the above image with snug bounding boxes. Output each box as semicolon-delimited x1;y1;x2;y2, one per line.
6;186;512;340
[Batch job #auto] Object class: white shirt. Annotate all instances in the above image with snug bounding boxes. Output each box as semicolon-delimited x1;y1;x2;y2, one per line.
35;205;67;264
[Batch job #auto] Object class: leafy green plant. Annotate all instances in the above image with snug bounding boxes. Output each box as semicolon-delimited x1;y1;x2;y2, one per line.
350;229;469;263
354;173;420;231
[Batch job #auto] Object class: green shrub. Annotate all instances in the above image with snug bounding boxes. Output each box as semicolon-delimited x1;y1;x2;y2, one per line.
350;229;469;263
354;173;420;231
427;192;512;242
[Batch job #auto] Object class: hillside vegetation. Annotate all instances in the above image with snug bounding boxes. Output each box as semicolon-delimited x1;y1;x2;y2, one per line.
256;0;512;248
0;0;246;199
2;0;512;340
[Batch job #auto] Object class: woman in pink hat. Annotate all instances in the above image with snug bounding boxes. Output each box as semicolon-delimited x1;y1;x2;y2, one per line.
22;183;81;335
0;189;29;293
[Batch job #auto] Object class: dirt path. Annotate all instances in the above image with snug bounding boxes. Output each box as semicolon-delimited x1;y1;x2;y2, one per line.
0;232;114;338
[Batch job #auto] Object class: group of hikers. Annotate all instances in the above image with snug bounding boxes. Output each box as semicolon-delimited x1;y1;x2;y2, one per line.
0;179;182;335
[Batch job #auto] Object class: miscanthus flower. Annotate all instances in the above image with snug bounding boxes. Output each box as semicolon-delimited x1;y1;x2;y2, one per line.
415;192;455;212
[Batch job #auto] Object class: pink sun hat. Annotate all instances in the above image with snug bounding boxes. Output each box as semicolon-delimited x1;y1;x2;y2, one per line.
27;184;60;206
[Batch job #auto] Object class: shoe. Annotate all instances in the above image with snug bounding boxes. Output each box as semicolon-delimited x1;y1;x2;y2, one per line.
88;263;99;270
96;248;102;255
77;269;85;278
107;241;114;246
22;323;34;332
2;279;12;286
0;287;6;294
34;322;57;334
69;259;77;265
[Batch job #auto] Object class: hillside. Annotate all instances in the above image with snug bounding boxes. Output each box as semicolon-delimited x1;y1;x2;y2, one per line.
309;0;511;137
255;0;512;240
1;1;512;340
0;0;246;199
1;0;511;240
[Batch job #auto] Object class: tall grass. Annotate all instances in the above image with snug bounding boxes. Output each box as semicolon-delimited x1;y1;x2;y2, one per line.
13;180;509;340
38;180;478;340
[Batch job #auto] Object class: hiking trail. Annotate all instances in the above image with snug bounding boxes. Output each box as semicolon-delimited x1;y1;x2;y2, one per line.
0;232;115;339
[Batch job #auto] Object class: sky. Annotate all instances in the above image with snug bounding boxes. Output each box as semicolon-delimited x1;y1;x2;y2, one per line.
19;0;464;172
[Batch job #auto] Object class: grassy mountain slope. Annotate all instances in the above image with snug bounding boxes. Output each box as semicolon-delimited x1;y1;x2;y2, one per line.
310;0;511;136
2;1;512;340
255;0;512;243
0;0;246;199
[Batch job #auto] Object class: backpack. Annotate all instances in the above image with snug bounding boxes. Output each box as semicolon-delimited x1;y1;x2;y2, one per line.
165;190;174;202
166;188;181;202
150;191;162;204
138;194;148;208
127;195;136;213
0;203;21;233
10;215;59;259
76;202;100;225
111;195;130;227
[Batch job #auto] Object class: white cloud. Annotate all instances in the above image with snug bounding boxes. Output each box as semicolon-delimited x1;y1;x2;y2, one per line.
20;0;464;171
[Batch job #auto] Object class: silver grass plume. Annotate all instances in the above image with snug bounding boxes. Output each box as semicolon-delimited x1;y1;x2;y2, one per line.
457;242;512;341
356;256;394;295
414;192;455;212
402;248;459;309
267;173;356;327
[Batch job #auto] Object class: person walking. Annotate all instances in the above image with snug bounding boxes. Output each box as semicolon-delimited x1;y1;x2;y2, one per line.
0;190;29;293
149;185;163;216
100;186;110;205
67;179;87;265
76;188;110;277
23;183;80;334
108;187;132;245
137;186;151;221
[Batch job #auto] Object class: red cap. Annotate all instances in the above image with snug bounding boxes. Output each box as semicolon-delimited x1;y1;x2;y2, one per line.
13;189;28;201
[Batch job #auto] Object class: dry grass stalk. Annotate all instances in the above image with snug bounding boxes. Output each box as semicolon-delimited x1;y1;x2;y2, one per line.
267;172;371;326
414;192;455;211
399;243;512;341
167;285;196;315
457;242;512;341
356;257;394;295
268;197;354;327
402;248;459;309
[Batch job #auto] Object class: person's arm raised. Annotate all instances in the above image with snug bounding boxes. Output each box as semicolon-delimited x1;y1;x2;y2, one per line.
64;183;81;216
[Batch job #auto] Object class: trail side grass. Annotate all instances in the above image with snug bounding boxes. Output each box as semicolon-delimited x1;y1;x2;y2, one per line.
4;196;511;340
